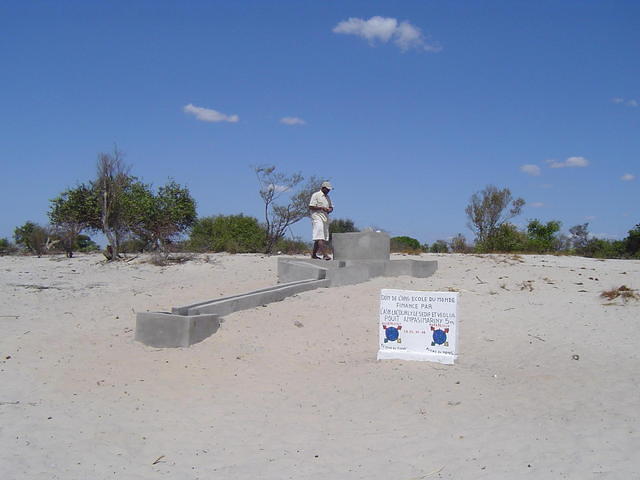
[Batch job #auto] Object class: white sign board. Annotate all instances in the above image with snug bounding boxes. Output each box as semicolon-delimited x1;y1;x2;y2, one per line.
377;289;459;364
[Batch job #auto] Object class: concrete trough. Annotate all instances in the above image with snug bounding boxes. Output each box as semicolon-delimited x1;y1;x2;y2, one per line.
135;311;221;348
332;231;390;261
384;259;438;278
135;232;438;348
276;257;438;287
184;278;330;316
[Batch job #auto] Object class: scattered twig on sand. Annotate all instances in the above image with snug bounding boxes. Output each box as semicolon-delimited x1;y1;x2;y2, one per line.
409;465;445;479
0;401;21;406
0;315;20;318
528;333;546;342
152;455;165;465
475;275;487;284
520;280;534;292
11;284;62;291
600;285;639;303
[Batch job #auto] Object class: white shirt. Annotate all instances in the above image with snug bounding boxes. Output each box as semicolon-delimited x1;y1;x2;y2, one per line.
309;190;332;222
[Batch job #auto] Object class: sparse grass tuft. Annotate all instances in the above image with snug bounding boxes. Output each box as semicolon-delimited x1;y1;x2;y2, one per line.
147;252;197;266
600;285;639;303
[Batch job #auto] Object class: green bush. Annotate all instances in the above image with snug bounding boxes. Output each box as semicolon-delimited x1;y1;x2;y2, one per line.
476;222;527;252
582;238;626;259
390;236;422;253
330;218;359;235
274;237;310;255
430;240;450;253
189;215;266;253
14;221;50;256
625;224;640;257
75;234;100;253
525;219;561;253
0;238;17;255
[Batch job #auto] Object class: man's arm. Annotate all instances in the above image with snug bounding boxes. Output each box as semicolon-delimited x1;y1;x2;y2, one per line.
309;205;331;212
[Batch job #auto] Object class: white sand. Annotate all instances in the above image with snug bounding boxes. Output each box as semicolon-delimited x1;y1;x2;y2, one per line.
1;252;639;479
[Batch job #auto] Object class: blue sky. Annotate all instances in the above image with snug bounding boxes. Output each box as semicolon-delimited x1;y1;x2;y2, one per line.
1;0;638;245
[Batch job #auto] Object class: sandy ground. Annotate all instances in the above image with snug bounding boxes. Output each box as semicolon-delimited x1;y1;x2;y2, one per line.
1;252;639;479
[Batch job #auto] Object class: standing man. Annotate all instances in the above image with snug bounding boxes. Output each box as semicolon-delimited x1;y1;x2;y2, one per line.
309;181;333;260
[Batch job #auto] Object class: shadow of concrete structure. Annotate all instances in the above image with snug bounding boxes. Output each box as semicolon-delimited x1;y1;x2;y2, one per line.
135;232;437;347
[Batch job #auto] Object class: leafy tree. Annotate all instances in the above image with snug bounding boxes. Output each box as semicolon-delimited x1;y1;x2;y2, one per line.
582;238;625;259
449;233;469;253
329;218;359;235
0;238;17;255
477;222;527;252
189;214;265;253
624;223;640;257
569;223;590;254
14;221;51;256
127;180;197;255
254;165;321;254
430;240;450;253
94;148;134;259
76;234;100;252
48;184;100;257
466;185;525;246
526;219;561;253
553;233;572;253
390;236;422;253
122;181;156;251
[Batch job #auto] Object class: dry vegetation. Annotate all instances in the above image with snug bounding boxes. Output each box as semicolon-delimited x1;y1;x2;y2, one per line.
600;285;639;303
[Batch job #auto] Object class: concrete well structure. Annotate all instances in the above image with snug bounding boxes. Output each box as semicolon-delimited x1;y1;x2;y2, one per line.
135;232;437;347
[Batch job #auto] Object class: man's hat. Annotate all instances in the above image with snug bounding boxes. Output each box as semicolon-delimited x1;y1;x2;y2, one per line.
321;181;333;190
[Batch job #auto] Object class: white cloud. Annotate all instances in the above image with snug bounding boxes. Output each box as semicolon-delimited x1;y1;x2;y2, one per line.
334;16;397;43
280;116;306;126
183;103;239;123
333;16;441;52
520;164;541;176
547;156;589;168
621;173;635;181
612;97;638;108
531;202;544;208
585;216;596;221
